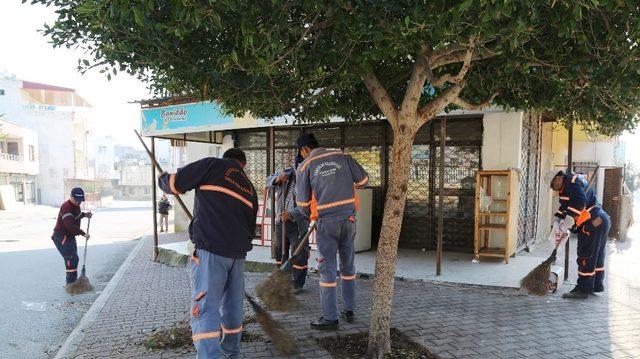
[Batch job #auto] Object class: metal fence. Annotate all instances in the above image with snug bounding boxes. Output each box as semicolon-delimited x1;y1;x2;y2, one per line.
230;117;483;252
517;113;542;250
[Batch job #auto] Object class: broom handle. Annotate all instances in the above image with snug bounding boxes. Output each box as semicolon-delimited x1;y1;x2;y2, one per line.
134;130;193;221
82;217;91;269
280;221;316;271
280;177;290;260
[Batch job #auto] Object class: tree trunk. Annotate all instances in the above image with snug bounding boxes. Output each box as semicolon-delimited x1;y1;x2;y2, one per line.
367;121;418;358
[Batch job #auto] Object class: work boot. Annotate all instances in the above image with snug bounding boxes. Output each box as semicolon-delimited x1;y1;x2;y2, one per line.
293;287;304;295
310;317;338;330
341;310;355;323
562;286;589;299
593;285;605;293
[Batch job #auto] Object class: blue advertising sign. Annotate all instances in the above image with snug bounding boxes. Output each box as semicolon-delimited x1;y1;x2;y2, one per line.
140;101;234;136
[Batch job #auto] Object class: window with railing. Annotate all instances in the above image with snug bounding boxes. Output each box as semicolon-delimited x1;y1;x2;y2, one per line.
29;145;35;161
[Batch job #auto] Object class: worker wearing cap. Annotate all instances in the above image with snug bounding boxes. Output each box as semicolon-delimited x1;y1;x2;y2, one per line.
550;171;610;299
267;154;310;294
158;148;258;359
52;187;92;285
295;133;369;329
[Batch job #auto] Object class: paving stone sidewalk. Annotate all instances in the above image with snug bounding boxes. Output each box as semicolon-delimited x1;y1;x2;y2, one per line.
60;234;640;359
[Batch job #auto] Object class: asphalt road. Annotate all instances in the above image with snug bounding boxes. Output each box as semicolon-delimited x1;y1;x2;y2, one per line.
0;201;153;359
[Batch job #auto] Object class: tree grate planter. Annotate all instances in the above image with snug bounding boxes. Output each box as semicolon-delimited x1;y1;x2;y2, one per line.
317;328;439;359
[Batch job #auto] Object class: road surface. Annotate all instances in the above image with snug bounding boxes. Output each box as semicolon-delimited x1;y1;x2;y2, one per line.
0;201;153;359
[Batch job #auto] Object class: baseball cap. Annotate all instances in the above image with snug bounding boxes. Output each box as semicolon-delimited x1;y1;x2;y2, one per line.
296;133;319;149
71;187;85;203
549;170;564;188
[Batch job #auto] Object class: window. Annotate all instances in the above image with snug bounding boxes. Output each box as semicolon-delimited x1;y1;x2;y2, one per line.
129;188;135;195
7;142;19;156
29;145;35;161
0;89;5;96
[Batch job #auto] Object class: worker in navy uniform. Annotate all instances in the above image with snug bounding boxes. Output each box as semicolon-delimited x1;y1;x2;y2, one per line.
550;171;610;299
267;154;310;295
158;148;258;359
52;187;92;285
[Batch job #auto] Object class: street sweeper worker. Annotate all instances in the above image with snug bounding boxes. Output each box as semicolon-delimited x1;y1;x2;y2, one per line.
550;170;610;299
267;158;310;295
158;148;258;359
52;187;92;285
295;133;369;330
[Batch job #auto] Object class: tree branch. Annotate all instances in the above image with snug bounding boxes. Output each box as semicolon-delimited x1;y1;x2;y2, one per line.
430;48;498;69
418;82;466;123
452;91;500;110
363;73;398;123
400;46;429;119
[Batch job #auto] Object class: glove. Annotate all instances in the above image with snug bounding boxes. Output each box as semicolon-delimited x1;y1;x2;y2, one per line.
84;233;91;240
84;212;93;219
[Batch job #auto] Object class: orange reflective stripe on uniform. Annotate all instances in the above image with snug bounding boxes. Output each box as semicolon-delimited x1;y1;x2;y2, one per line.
61;236;67;246
199;185;253;209
581;227;591;236
340;274;356;280
296;200;311;207
317;198;356;210
292;264;308;270
221;325;243;334
355;176;368;187
567;206;582;215
571;174;578;183
192;331;221;342
275;260;283;265
595;267;605;272
319;281;337;287
310;194;318;221
169;173;183;195
559;196;570;200
66;269;77;272
298;151;345;172
194;291;206;301
578;271;595;277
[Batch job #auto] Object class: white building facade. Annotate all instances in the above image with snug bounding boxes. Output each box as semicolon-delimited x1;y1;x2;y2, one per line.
0;76;91;206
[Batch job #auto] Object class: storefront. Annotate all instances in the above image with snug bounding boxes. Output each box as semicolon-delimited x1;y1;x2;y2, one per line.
139;98;546;263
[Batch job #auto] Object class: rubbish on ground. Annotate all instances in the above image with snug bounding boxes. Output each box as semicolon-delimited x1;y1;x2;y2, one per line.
22;302;46;311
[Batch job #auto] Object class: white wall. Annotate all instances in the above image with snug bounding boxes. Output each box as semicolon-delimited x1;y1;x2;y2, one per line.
481;111;524;171
573;140;616;202
89;136;117;180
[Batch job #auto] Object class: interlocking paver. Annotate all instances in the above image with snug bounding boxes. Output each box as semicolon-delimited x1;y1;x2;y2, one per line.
59;233;640;358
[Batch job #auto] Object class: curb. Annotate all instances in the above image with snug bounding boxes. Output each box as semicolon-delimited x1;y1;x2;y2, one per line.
54;237;146;359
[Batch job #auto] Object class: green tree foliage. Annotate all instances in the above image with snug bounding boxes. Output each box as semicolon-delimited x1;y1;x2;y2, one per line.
29;1;640;356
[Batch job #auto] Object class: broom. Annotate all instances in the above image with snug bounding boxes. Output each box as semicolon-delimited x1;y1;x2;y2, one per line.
255;221;316;311
245;293;299;356
66;217;94;295
135;130;298;356
520;232;566;295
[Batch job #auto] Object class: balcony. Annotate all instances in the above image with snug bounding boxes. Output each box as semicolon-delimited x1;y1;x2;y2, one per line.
0;153;38;175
